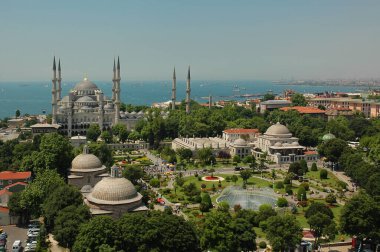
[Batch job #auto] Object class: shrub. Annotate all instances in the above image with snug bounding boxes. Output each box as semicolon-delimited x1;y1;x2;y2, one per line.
320;169;328;179
226;176;231;182
259;241;267;249
300;182;309;191
149;178;160;188
311;162;318;171
201;183;207;189
283;176;291;185
275;181;284;189
233;204;242;213
285;184;293;195
277;197;288;207
297;186;307;201
337;181;347;190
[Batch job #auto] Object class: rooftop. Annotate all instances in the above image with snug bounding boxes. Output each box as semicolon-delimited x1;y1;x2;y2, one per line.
0;171;31;180
223;128;259;134
280;106;325;114
261;99;291;105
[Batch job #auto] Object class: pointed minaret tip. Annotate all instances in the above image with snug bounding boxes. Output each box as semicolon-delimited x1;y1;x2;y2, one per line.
113;58;116;71
117;56;120;70
58;59;61;71
173;67;176;79
187;65;191;79
53;56;56;71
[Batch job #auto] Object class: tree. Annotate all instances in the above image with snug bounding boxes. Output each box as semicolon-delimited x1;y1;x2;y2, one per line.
18;169;65;218
86;124;101;142
233;155;241;163
123;165;144;185
118;127;129;142
217;201;230;212
73;216;119;252
299;159;308;174
197;147;213;165
255;204;277;225
311;162;318;171
297;186;307;201
307;212;337;244
325;193;337;205
15;109;21;118
231;175;238;184
340;192;380;242
262;93;275;101
263;215;302;252
277;197;288;207
200;211;256;252
318;138;349;164
117;211;200;252
89;142;113;168
201;193;212;212
320;169;328;179
101;130;113;143
177;148;193;162
53;205;91;249
42;184;83;231
128;130;141;141
240;170;252;184
305;202;333;219
291;93;307;106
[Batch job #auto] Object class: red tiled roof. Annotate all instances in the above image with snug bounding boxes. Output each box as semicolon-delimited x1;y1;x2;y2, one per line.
280;106;325;114
304;151;317;155
0;171;31;180
4;182;28;189
223;128;259;134
0;206;9;213
0;189;12;196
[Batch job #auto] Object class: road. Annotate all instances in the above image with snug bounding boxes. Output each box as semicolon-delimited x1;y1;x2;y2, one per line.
2;225;27;251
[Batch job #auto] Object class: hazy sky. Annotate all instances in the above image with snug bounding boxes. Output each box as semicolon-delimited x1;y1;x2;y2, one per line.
0;0;379;81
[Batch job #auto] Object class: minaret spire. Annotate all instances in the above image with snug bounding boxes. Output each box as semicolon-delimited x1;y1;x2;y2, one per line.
186;66;191;114
112;58;116;101
51;57;58;124
114;57;121;124
57;59;62;102
171;67;176;110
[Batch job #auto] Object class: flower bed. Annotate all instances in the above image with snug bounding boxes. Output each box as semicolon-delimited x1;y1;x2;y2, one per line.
201;176;225;181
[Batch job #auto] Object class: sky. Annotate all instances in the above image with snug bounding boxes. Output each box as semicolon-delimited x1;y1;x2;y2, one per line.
0;0;379;81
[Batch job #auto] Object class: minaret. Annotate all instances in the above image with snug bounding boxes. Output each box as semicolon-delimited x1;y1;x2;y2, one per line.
51;57;57;124
209;95;212;109
112;58;116;102
57;59;62;102
186;66;191;114
114;57;121;124
171;67;176;110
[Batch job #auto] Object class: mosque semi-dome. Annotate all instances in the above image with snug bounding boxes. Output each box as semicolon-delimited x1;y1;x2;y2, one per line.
73;77;99;91
87;177;140;204
76;95;95;102
233;138;247;146
265;122;291;137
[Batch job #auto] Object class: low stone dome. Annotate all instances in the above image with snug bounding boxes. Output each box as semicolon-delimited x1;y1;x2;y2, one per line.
233;138;247;146
274;142;282;147
104;103;113;110
322;133;336;141
265;122;291;137
77;96;94;102
72;154;103;170
73;78;99;91
89;177;138;202
291;141;299;146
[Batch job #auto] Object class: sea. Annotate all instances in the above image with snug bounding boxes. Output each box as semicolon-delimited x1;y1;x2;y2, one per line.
0;80;362;119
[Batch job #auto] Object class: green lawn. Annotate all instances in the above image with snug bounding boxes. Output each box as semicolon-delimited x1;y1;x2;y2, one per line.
305;170;344;191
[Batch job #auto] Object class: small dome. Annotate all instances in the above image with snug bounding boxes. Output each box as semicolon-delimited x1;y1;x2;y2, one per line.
233;138;247;146
76;96;94;102
322;133;336;141
274;142;282;147
73;78;99;91
104;104;113;110
265;122;291;137
81;185;93;193
291;141;299;146
72;154;103;170
89;177;138;202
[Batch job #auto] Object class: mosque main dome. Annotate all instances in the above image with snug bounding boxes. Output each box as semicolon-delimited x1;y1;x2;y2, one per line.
87;177;140;204
73;77;99;91
265;122;291;137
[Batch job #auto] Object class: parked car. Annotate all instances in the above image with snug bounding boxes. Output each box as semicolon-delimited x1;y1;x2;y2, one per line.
234;166;244;171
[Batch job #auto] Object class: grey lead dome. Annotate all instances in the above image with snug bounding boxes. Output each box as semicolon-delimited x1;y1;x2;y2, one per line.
89;177;138;202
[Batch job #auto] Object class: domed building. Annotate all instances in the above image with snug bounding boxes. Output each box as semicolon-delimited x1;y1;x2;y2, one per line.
322;132;336;142
85;166;148;218
50;57;122;137
254;122;318;164
68;145;108;190
230;138;251;158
